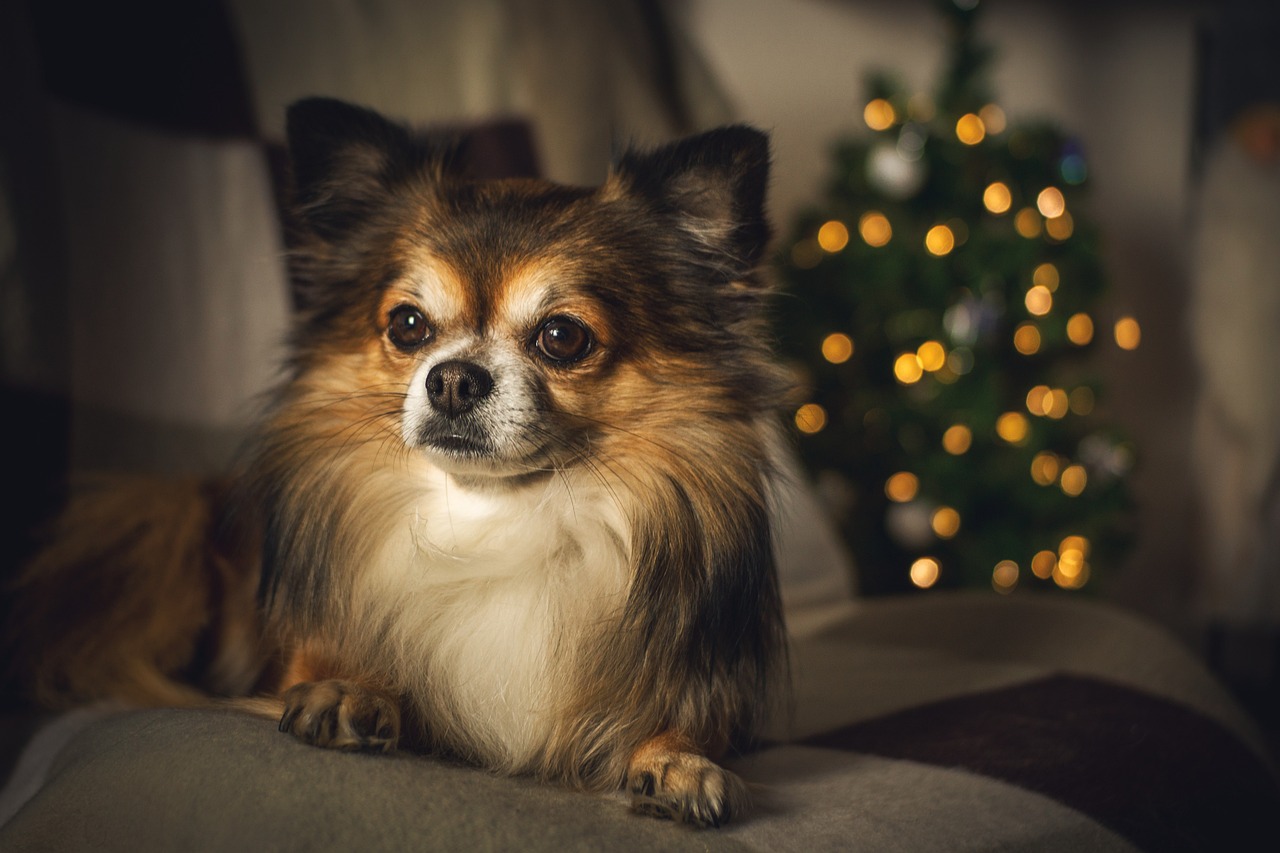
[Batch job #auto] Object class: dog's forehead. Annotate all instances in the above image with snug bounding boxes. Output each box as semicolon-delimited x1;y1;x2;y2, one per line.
393;248;591;332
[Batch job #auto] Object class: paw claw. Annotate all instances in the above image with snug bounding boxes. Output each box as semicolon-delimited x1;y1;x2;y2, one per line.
626;750;748;829
278;680;401;752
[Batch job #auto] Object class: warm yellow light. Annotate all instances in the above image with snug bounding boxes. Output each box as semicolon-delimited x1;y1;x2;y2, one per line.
910;557;941;589
795;403;827;434
822;333;854;364
956;113;986;145
992;560;1019;593
1066;312;1094;345
1013;323;1041;355
1060;464;1088;496
885;471;920;502
1030;452;1061;486
1045;211;1074;241
894;352;924;384
1059;535;1091;557
942;424;972;455
1044;388;1069;419
1036;187;1066;218
1026;384;1051;416
917;340;947;372
859;211;893;247
979;103;1007;134
932;506;961;539
1115;316;1141;350
1014;207;1042;239
925;224;956;256
983;182;1012;215
1033;262;1060;292
1053;559;1090;589
996;411;1030;445
1031;550;1057;579
1054;539;1090;589
864;98;897;131
1069;386;1095;416
817;220;850;253
1025;285;1053;317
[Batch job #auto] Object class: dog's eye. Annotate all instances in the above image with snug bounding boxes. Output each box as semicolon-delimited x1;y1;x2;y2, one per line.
535;316;592;363
388;305;431;350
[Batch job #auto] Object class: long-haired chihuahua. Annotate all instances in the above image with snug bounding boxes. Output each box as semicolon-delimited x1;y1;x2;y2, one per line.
8;98;789;828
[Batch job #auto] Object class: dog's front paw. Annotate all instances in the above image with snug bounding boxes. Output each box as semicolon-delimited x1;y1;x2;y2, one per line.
278;679;401;753
627;738;750;828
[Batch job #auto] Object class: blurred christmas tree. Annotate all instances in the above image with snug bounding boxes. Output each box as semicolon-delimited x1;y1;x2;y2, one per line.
777;0;1136;596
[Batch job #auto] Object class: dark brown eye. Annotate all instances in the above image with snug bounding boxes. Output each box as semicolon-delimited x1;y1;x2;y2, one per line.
535;316;592;363
388;304;431;350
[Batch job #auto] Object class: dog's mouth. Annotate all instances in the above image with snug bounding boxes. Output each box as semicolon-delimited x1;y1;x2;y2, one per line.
422;432;493;457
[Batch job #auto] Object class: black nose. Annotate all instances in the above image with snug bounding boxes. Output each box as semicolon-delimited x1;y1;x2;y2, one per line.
426;360;493;418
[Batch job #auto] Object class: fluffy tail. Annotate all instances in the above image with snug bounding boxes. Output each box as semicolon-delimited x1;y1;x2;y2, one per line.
4;474;269;710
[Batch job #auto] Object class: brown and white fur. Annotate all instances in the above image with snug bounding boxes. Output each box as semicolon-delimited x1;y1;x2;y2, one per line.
7;98;789;828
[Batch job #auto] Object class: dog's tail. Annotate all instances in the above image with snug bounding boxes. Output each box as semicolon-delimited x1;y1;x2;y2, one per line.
4;474;271;710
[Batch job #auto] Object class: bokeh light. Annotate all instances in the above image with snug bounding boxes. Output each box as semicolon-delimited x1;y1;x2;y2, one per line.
822;333;854;364
979;103;1007;134
1013;323;1041;355
983;181;1012;214
1014;207;1042;238
1066;312;1094;345
956;113;986;145
1060;464;1088;496
925;224;956;256
996;411;1030;445
917;340;946;372
1030;451;1061;485
932;506;961;539
859;211;893;247
894;352;924;384
910;557;940;589
885;471;920;502
1025;285;1053;316
1033;262;1059;291
1036;187;1066;218
795;403;827;434
992;560;1019;593
942;424;972;455
1045;211;1074;241
1115;316;1141;350
864;98;897;131
817;220;850;253
1031;550;1057;579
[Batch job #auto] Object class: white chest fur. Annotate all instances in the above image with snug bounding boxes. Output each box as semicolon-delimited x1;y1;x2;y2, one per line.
357;466;631;770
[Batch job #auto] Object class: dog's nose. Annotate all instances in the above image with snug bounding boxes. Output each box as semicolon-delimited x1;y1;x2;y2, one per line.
426;360;493;418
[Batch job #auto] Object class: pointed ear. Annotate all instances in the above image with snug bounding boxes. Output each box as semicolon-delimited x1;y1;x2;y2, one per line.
607;125;772;278
285;97;435;239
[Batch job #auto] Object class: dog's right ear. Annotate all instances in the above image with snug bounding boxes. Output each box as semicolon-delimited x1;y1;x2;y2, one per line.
285;98;439;240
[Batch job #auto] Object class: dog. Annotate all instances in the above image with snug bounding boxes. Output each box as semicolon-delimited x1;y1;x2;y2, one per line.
7;98;789;828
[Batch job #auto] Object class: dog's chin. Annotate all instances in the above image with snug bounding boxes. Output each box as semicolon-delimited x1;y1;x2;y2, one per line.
416;433;551;482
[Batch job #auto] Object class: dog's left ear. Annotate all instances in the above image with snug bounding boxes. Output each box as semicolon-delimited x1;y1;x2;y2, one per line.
286;97;454;241
607;125;772;279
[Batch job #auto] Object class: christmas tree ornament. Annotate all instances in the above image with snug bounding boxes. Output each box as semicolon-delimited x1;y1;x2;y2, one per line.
867;141;927;199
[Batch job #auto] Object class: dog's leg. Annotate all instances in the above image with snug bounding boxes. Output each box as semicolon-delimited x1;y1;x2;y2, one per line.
626;731;750;828
273;647;401;752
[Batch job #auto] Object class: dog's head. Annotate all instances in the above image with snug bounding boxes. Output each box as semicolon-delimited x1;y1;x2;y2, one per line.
281;98;781;484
